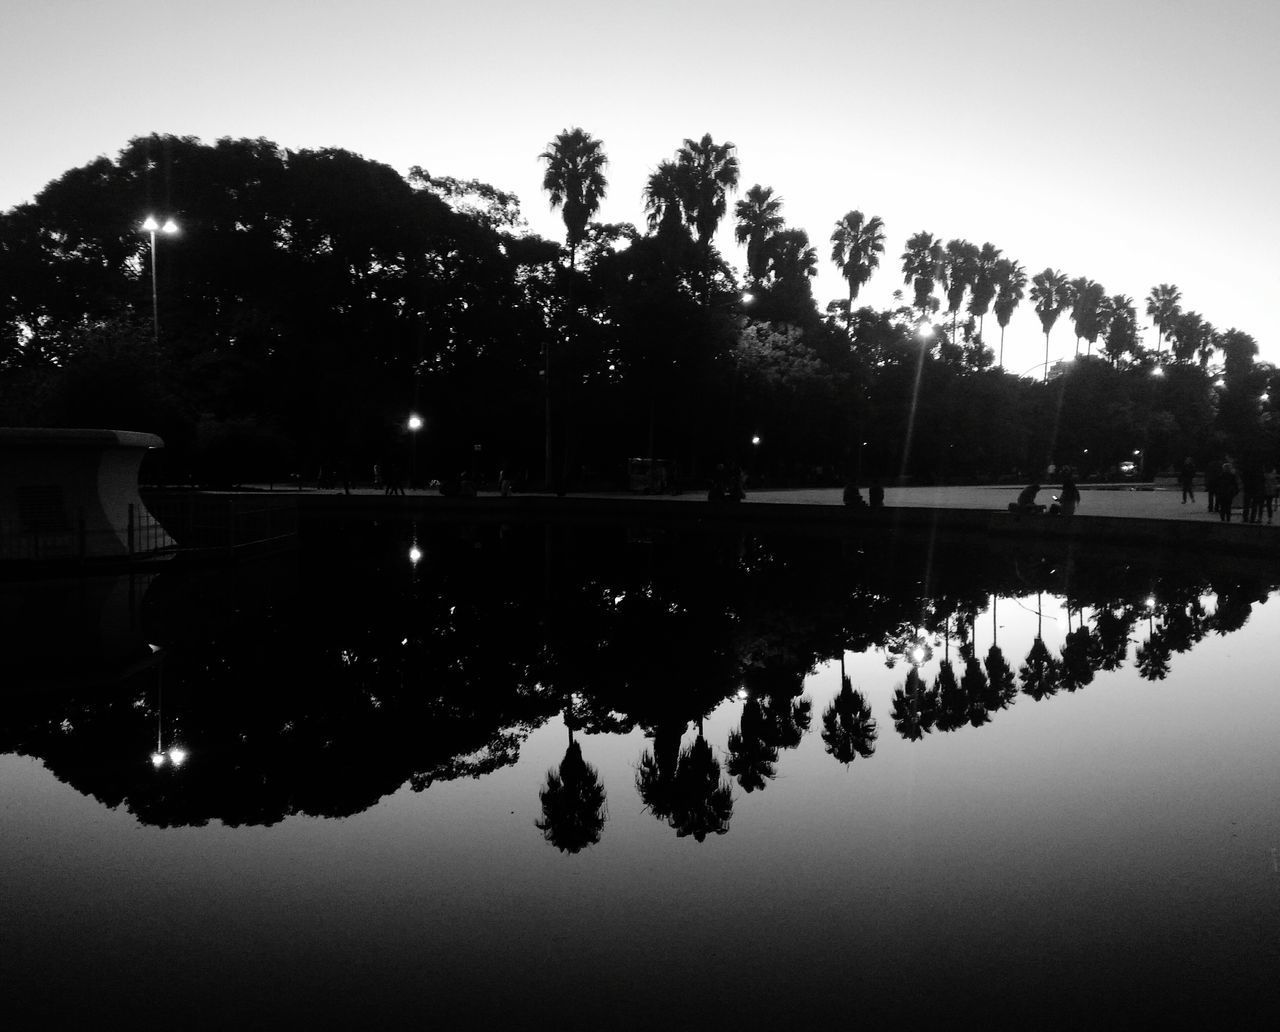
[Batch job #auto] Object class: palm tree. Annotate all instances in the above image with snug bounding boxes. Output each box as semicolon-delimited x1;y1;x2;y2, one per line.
674;133;739;247
1100;294;1138;367
1030;268;1071;381
1145;283;1182;364
1197;319;1219;368
991;257;1026;369
642;160;686;238
1168;310;1204;365
901;231;944;320
966;242;1003;339
941;239;980;344
1069;277;1105;357
538;127;608;271
830;210;886;316
768;228;819;285
734;185;785;286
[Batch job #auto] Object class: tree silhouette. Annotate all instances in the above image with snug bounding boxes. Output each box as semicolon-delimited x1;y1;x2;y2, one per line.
1069;277;1105;357
830;210;886;317
1030;268;1072;380
535;731;608;853
901;231;944;319
674;133;740;247
637;718;733;842
991;257;1026;368
966;242;1003;339
822;674;878;765
726;695;777;792
539;127;608;271
941;239;980;345
891;666;936;741
1145;283;1182;365
643;161;686;239
735;185;785;286
1100;294;1140;368
1020;636;1061;701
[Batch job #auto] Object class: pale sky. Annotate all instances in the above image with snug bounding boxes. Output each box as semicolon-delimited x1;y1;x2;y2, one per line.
3;0;1277;375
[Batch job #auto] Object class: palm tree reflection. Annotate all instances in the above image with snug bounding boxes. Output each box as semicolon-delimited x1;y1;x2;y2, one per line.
536;726;608;854
637;718;734;841
822;671;877;765
727;695;777;792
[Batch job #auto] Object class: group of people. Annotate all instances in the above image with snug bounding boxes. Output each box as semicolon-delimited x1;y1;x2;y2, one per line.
1012;468;1081;517
1193;458;1278;524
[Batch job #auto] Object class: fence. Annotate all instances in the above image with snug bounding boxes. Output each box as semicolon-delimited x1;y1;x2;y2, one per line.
0;503;174;562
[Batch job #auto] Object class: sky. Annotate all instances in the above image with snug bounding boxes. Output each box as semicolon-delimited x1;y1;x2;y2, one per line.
2;0;1277;375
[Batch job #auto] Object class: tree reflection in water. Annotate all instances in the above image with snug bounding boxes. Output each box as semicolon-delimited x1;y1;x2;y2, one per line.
5;519;1279;829
822;670;877;765
638;718;733;841
536;726;608;854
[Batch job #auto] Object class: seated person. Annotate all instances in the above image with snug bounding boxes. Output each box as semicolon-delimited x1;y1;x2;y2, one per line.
1009;482;1045;514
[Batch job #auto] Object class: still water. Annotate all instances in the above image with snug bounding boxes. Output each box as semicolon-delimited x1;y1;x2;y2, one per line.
4;518;1280;1027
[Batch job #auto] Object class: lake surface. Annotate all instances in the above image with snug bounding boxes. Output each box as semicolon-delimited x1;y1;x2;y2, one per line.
4;518;1280;1028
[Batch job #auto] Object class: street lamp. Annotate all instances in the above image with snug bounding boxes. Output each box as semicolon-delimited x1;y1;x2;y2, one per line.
140;215;179;341
407;413;423;489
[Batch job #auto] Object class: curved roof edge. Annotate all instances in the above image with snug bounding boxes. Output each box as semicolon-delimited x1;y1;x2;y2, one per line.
0;428;164;449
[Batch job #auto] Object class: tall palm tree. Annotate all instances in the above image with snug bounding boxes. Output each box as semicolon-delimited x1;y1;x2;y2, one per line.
901;231;944;320
1030;268;1071;381
642;160;686;238
674;133;739;247
734;185;785;286
991;257;1026;369
538;127;608;271
1068;277;1105;357
941;239;980;344
966;242;1003;339
768;228;818;285
1197;319;1219;368
1100;294;1138;367
1145;283;1182;365
830;210;886;315
1168;310;1204;365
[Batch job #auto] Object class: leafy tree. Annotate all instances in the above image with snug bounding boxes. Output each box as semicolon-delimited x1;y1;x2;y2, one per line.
538;128;608;270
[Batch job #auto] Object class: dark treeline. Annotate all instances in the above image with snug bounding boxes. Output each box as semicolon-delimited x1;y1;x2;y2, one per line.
1;133;1274;486
6;519;1274;840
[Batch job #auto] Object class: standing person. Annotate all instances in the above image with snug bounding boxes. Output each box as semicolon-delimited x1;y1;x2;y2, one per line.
1241;461;1266;524
1264;466;1278;524
1217;462;1239;522
1206;459;1221;514
1179;457;1196;505
1059;468;1081;517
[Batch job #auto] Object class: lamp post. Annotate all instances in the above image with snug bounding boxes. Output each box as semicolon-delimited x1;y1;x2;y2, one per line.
140;215;179;341
408;413;423;489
